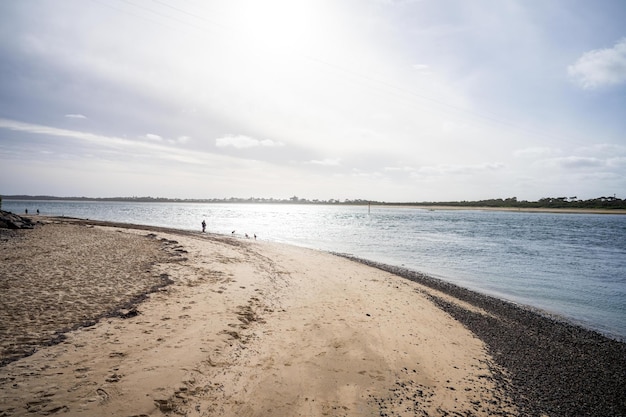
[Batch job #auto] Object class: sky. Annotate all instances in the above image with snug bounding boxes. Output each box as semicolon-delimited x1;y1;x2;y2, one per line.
1;0;625;202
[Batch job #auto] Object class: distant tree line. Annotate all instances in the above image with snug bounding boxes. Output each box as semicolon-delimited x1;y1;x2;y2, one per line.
403;196;626;210
2;194;625;209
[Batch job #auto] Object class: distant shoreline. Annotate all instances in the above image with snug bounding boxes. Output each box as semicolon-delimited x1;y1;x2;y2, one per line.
4;197;625;215
379;204;626;215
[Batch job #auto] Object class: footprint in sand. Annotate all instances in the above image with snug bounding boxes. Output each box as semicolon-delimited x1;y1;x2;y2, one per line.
106;373;123;383
96;387;110;402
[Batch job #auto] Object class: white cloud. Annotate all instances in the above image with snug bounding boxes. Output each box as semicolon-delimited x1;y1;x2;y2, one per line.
309;158;342;166
568;38;626;89
574;143;626;156
514;147;557;158
145;134;190;145
64;114;87;119
215;135;284;149
412;64;429;70
413;162;504;177
384;166;415;172
607;157;626;168
554;156;605;169
412;64;431;75
175;136;191;144
0;119;209;166
145;133;163;141
539;146;626;171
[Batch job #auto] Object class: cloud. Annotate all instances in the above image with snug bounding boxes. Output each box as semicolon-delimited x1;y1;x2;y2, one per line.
412;64;431;75
384;166;415;172
145;133;163;141
64;114;87;119
607;157;626;168
176;136;190;144
412;162;504;177
215;135;285;149
538;145;626;171
412;64;429;70
145;134;190;144
574;143;626;156
568;38;626;89
553;156;605;169
309;158;342;166
514;147;557;158
0;118;206;166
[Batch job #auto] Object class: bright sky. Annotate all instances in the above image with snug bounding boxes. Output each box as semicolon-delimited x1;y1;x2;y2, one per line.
1;0;625;202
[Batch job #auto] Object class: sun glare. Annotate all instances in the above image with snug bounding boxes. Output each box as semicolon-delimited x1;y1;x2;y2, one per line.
230;0;321;55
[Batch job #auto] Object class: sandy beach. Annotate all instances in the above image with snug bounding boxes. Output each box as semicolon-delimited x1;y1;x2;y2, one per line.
1;217;625;416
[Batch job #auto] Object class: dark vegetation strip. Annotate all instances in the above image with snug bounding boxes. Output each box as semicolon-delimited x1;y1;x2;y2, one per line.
3;195;626;210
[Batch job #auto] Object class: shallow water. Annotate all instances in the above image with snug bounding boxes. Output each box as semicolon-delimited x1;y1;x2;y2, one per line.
5;200;626;340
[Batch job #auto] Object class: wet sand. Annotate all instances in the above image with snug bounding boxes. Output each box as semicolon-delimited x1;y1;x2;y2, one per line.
0;217;624;416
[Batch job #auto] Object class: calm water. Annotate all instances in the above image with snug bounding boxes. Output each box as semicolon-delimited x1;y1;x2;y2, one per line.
5;200;626;340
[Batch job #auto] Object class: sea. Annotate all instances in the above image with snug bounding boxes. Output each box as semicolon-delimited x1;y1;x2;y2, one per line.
4;200;626;341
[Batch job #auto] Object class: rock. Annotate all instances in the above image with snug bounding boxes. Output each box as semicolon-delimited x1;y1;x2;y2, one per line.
118;308;139;319
0;210;36;229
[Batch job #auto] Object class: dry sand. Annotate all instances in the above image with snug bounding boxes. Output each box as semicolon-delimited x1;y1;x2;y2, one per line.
0;218;518;416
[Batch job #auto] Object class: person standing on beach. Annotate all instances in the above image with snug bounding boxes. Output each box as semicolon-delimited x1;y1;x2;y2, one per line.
201;220;206;233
